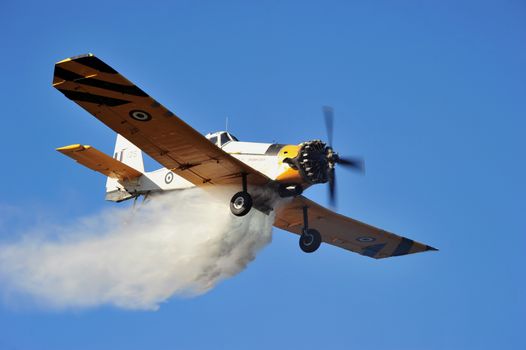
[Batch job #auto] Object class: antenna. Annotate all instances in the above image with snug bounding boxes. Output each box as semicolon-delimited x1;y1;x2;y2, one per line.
225;116;229;132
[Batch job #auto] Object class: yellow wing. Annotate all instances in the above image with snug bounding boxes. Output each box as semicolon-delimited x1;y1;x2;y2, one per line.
53;54;270;187
57;144;142;181
275;196;437;259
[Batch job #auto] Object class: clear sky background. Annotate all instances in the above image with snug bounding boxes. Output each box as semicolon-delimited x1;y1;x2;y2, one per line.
0;0;524;349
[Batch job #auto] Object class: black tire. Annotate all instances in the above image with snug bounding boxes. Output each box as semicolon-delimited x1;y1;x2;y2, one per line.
299;229;322;253
230;191;253;216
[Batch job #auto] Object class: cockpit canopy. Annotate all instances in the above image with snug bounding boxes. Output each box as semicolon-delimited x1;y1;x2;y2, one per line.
205;131;239;147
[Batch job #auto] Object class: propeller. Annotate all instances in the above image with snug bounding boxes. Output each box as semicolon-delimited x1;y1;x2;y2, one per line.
322;106;365;207
323;106;334;148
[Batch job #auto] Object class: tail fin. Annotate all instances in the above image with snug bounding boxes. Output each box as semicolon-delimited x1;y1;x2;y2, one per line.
106;134;144;201
112;134;144;172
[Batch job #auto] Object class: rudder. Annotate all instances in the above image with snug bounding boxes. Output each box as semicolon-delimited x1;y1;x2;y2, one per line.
112;134;144;172
106;134;144;201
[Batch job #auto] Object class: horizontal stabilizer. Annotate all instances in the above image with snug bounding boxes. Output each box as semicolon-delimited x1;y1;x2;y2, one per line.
57;144;142;181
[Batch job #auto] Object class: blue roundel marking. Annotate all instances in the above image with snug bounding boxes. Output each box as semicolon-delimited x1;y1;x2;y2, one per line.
129;110;151;122
165;172;174;184
357;236;375;243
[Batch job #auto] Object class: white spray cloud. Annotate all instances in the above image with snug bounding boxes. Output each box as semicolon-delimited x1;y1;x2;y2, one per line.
0;187;276;310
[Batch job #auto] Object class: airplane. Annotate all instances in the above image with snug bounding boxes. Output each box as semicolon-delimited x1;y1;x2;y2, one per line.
53;53;437;258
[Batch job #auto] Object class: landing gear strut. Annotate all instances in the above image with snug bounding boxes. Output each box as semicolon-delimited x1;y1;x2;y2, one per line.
299;206;322;253
230;173;253;217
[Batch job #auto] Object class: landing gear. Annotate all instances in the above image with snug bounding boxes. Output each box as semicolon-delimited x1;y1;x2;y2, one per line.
299;228;321;253
299;206;322;253
230;173;253;217
230;191;252;216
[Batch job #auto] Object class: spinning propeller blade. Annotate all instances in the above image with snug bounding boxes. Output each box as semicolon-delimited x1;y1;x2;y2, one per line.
328;167;336;207
336;156;365;173
321;106;365;208
323;105;334;147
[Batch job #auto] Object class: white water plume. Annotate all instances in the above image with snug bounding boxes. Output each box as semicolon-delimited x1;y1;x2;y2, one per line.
0;187;277;310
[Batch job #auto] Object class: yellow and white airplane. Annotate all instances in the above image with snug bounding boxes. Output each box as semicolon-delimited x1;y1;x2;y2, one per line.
53;53;437;258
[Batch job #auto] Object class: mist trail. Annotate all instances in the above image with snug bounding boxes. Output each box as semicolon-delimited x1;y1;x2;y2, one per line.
0;187;277;310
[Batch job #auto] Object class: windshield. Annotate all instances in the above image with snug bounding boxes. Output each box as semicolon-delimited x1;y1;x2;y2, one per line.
220;132;230;146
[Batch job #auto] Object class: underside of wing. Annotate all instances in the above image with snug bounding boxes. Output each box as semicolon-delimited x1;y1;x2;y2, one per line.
53;53;270;187
274;196;437;259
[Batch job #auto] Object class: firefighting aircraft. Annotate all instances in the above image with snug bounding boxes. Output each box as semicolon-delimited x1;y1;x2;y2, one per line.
53;53;437;258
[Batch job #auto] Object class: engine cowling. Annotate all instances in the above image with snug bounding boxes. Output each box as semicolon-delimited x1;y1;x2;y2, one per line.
289;140;329;185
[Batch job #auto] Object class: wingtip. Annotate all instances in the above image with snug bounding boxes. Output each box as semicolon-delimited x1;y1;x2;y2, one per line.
425;245;439;252
56;144;89;152
56;53;94;65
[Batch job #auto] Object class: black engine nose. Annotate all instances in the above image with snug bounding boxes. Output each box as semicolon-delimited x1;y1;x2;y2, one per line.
294;140;330;184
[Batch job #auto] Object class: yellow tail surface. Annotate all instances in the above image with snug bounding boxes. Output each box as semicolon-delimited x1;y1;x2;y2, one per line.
57;144;142;181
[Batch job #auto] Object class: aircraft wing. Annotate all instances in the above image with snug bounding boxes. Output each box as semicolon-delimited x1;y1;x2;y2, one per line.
52;54;270;187
274;196;437;259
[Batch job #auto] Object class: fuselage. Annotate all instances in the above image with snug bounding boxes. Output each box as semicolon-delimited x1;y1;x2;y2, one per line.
107;131;332;201
121;141;299;193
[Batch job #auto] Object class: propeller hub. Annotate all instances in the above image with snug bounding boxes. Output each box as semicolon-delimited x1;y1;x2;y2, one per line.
325;147;340;167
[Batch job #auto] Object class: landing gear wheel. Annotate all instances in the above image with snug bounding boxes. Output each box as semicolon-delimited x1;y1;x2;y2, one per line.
299;229;322;253
230;191;253;217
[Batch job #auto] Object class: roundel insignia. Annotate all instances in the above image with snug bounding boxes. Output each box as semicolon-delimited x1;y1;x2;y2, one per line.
165;172;174;184
129;110;152;122
356;236;375;243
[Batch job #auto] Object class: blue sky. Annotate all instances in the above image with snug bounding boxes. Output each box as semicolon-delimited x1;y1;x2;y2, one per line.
0;0;525;349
